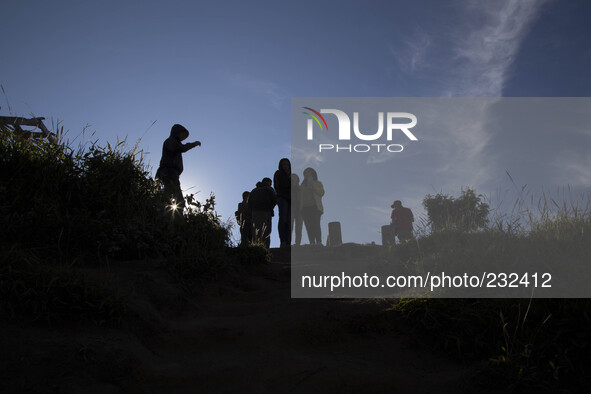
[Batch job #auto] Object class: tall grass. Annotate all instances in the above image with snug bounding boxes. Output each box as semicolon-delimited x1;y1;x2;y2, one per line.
0;125;235;322
389;188;591;391
0;124;231;260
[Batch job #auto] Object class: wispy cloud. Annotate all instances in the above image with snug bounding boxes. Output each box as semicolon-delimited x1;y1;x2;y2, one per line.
365;140;416;164
442;0;552;190
554;152;591;187
390;1;551;97
229;74;288;108
453;0;552;96
381;0;552;209
291;146;324;168
435;1;550;187
357;204;391;225
391;29;431;72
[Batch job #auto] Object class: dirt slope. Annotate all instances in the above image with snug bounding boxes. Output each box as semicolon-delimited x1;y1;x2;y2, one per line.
1;250;490;393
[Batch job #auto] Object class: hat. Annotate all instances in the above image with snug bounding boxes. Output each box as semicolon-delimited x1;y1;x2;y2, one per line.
391;200;402;208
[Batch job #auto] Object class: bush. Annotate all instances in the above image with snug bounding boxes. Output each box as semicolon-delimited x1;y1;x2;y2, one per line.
423;188;490;233
0;125;236;322
0;126;230;261
391;189;591;391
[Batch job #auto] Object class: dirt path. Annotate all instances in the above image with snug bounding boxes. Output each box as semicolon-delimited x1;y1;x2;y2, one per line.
1;253;483;393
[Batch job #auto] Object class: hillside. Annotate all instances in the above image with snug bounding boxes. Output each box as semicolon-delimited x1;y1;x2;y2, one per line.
1;250;478;393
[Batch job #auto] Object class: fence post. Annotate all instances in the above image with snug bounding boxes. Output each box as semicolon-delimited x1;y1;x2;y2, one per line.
381;225;395;246
327;222;342;246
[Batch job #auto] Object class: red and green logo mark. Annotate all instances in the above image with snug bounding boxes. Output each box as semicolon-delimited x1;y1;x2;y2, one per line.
302;107;328;131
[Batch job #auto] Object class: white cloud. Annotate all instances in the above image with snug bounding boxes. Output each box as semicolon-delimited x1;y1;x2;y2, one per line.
453;0;552;96
576;128;591;138
382;2;550;182
357;203;391;225
554;152;591;187
435;0;550;188
291;146;324;168
228;74;288;109
365;140;415;164
391;29;431;72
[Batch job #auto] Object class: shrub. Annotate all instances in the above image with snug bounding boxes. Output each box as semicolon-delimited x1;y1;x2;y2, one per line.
0;126;230;261
0;124;235;322
423;188;490;233
392;189;591;391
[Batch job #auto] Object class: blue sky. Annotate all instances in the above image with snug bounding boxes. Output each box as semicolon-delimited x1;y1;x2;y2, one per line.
2;0;591;245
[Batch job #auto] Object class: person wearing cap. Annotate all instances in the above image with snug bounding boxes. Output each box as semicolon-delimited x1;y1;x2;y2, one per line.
390;200;414;243
156;124;201;209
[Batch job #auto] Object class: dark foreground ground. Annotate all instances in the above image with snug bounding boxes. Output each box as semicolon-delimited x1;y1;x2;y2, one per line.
1;249;504;393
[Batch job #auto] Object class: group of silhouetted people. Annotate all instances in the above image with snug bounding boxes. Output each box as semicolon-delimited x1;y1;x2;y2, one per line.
234;158;325;248
155;123;413;248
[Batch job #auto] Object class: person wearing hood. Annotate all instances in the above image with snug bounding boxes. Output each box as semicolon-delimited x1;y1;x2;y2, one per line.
156;124;200;208
274;158;291;247
248;178;277;248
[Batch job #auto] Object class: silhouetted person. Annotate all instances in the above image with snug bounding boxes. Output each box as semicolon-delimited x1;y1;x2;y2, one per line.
300;168;324;245
391;200;414;243
235;191;252;246
274;158;291;247
156;124;200;208
291;174;303;246
248;178;276;248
